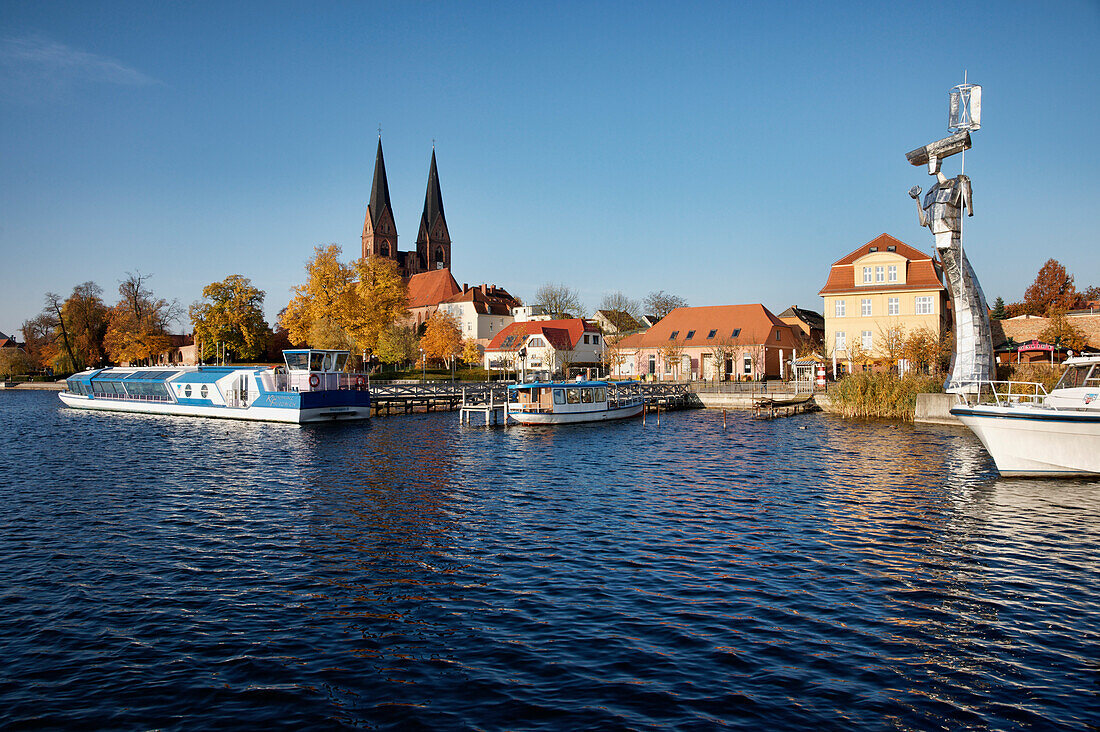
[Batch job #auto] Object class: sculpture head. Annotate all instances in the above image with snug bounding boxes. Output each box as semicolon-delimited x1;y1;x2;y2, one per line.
905;131;971;174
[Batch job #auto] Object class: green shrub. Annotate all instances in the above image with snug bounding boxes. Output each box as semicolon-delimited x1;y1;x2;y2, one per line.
830;372;943;420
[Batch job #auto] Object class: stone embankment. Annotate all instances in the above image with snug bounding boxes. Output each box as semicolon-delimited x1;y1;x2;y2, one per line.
1;381;65;390
913;393;963;426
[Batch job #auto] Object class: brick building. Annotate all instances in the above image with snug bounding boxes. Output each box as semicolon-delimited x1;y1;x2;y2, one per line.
361;138;451;278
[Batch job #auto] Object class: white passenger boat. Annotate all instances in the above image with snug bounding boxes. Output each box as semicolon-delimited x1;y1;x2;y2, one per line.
506;380;644;425
59;349;371;423
950;354;1100;476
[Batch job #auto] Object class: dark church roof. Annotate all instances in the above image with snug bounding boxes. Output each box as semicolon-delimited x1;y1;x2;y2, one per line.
419;149;446;235
367;138;393;228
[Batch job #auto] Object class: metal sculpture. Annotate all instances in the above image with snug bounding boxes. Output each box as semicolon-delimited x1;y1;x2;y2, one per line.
906;80;995;393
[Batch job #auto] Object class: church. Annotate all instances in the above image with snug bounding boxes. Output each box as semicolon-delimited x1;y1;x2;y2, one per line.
361;138;451;278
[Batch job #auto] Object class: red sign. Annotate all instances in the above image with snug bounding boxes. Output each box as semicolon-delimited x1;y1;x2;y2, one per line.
1017;339;1054;352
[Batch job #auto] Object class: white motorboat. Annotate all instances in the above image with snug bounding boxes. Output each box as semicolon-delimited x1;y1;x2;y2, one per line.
950;354;1100;476
506;380;644;425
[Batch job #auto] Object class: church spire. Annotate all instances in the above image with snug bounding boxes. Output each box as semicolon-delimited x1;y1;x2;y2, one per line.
362;137;398;262
417;148;451;271
367;137;392;227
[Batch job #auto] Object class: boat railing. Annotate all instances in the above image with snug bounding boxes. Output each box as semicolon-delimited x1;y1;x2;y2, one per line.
92;392;172;404
964;380;1050;407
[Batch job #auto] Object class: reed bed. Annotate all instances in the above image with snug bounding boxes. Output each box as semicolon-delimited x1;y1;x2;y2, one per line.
829;373;943;421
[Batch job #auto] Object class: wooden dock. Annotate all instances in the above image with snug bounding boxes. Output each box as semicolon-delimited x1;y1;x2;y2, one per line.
751;394;816;419
457;386;509;426
367;381;700;424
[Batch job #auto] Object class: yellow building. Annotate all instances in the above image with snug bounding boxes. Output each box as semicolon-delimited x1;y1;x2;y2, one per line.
818;233;947;369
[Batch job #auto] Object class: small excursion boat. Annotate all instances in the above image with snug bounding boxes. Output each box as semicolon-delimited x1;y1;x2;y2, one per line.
59;349;371;424
950;354;1100;476
506;379;644;425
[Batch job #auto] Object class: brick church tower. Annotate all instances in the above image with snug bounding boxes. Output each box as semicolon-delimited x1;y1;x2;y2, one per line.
416;148;451;271
361;139;452;277
361;138;398;263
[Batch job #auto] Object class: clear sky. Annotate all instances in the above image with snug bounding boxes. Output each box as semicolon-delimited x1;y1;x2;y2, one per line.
2;1;1098;338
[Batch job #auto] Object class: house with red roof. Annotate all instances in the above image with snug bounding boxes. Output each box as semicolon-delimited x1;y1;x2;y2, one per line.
484;318;603;379
438;283;521;349
818;233;948;373
615;304;799;381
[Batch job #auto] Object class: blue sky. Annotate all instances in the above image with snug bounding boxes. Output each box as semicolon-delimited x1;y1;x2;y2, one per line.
2;1;1098;338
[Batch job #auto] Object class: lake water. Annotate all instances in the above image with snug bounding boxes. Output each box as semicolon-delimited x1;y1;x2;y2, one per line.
1;389;1098;730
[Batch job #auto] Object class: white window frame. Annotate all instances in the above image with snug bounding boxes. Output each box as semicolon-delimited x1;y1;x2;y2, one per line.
888;297;899;316
915;296;934;315
875;266;884;283
888;264;898;282
835;331;846;351
861;298;872;317
835;300;846;317
862;267;872;284
862;331;873;351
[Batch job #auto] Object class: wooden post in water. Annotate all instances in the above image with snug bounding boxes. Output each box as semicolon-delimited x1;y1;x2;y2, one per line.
723;409;727;429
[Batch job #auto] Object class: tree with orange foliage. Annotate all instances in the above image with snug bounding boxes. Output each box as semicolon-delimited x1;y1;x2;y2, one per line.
1023;259;1078;315
420;310;462;365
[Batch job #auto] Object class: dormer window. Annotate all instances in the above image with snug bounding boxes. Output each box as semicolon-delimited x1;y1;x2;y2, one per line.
869;246;879;252
887;245;896;252
685;330;695;340
669;331;679;339
708;329;717;338
731;328;741;338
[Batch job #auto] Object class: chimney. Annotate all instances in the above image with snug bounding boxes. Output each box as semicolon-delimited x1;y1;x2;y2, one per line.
463;283;468;292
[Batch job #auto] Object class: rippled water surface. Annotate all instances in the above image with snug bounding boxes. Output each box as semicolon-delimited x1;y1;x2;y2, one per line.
2;390;1098;729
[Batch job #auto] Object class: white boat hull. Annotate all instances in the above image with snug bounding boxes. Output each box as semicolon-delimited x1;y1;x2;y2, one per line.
508;402;644;425
59;392;370;424
952;404;1100;476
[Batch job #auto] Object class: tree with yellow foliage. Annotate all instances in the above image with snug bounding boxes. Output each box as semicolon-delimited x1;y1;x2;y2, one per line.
420;310;462;364
461;339;482;365
190;274;272;362
348;255;408;353
280;246;408;354
280;245;357;347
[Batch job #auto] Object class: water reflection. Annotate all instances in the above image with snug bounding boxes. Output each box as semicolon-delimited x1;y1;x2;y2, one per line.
3;393;1098;729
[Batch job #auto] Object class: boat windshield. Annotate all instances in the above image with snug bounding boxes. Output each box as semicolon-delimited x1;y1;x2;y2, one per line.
1056;364;1098;390
311;352;326;371
284;353;310;371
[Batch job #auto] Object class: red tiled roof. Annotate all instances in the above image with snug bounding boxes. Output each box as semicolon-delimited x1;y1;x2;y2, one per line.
818;233;944;296
441;285;520;316
616;304;798;349
485;318;597;351
407;269;461;309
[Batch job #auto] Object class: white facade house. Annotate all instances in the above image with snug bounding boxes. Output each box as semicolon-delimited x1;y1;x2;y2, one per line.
437;284;521;346
484;319;604;379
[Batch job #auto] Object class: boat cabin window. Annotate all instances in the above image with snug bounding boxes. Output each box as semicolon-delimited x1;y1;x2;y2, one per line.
200;385;209;398
567;388;580;404
310;352;326;372
284;353;310;371
581;388;594;403
334;353;348;372
184;384;192;397
554;389;565;405
595;387;606;402
1057;364;1097;389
